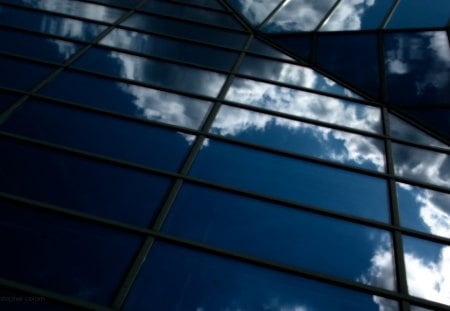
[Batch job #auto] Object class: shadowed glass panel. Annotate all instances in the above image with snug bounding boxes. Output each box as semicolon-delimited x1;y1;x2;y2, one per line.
225;78;382;133
0;5;106;41
0;288;80;311
90;0;140;8
0;199;142;304
190;139;390;222
404;109;450;141
0;138;172;227
270;33;312;60
263;0;337;32
164;183;395;289
73;47;227;97
100;28;238;70
397;182;450;239
1;99;194;171
0;55;53;90
392;143;450;189
38;71;212;129
402;235;450;306
227;0;283;26
175;0;223;10
212;105;385;171
247;38;293;60
124;242;398;310
387;0;450;29
0;92;19;114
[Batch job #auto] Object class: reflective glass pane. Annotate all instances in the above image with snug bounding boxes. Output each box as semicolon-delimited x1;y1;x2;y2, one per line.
317;33;380;98
1;99;194;171
212;105;385;171
403;235;450;305
385;31;450;105
164;183;395;289
122;13;247;48
227;0;283;26
0;199;142;304
270;33;312;60
0;138;172;227
0;92;19;114
141;1;241;29
392;143;450;188
190;139;390;222
263;0;337;32
247;38;293;60
38;71;212;129
0;287;78;310
100;28;238;70
73;47;227;97
124;242;398;310
321;0;394;31
0;5;106;41
0;55;53;90
397;183;450;239
411;306;434;311
238;55;362;98
404;109;450;142
175;0;223;10
0;28;82;63
388;0;450;29
225;78;382;133
389;114;448;149
91;0;139;8
0;0;125;23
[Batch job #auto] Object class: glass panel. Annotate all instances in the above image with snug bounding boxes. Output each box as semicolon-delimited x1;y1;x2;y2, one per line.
262;0;337;32
397;183;450;239
387;0;450;29
100;28;238;70
0;138;172;227
0;287;79;310
1;99;194;171
0;0;125;23
38;71;212;130
389;114;448;149
91;0;140;8
270;33;312;60
0;199;142;304
0;5;107;41
0;92;19;114
403;235;450;305
0;28;82;63
164;183;395;289
392;143;450;189
73;47;227;97
124;242;398;310
321;0;394;31
141;1;241;29
411;306;434;311
317;33;380;98
385;31;450;105
238;55;362;98
212;105;385;171
0;55;53;90
175;0;223;10
122;13;247;48
190;139;390;222
404;109;450;142
247;38;293;60
225;77;382;133
227;0;283;26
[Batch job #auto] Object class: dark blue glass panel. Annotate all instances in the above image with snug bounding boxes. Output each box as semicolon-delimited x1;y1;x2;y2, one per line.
38;71;212;129
0;28;82;63
262;0;336;32
247;38;293;60
0;288;79;311
0;92;19;114
317;33;380;98
0;199;142;304
0;0;125;23
238;55;362;98
164;183;395;289
270;33;312;60
122;13;247;48
404;109;450;141
388;0;450;29
141;1;242;30
100;28;238;70
90;0;139;8
1;99;194;171
73;47;227;97
211;105;385;171
321;0;394;30
189;139;390;222
385;31;450;105
0;5;106;41
397;182;450;239
402;235;450;305
124;242;398;310
0;55;53;90
392;143;450;189
175;0;223;10
226;78;381;133
0;138;172;227
227;0;283;26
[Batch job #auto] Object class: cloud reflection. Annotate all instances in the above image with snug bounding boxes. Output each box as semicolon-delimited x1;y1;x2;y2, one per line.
227;0;281;26
321;0;376;31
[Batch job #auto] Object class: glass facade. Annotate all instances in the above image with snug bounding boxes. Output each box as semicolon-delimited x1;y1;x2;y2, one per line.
0;0;449;310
